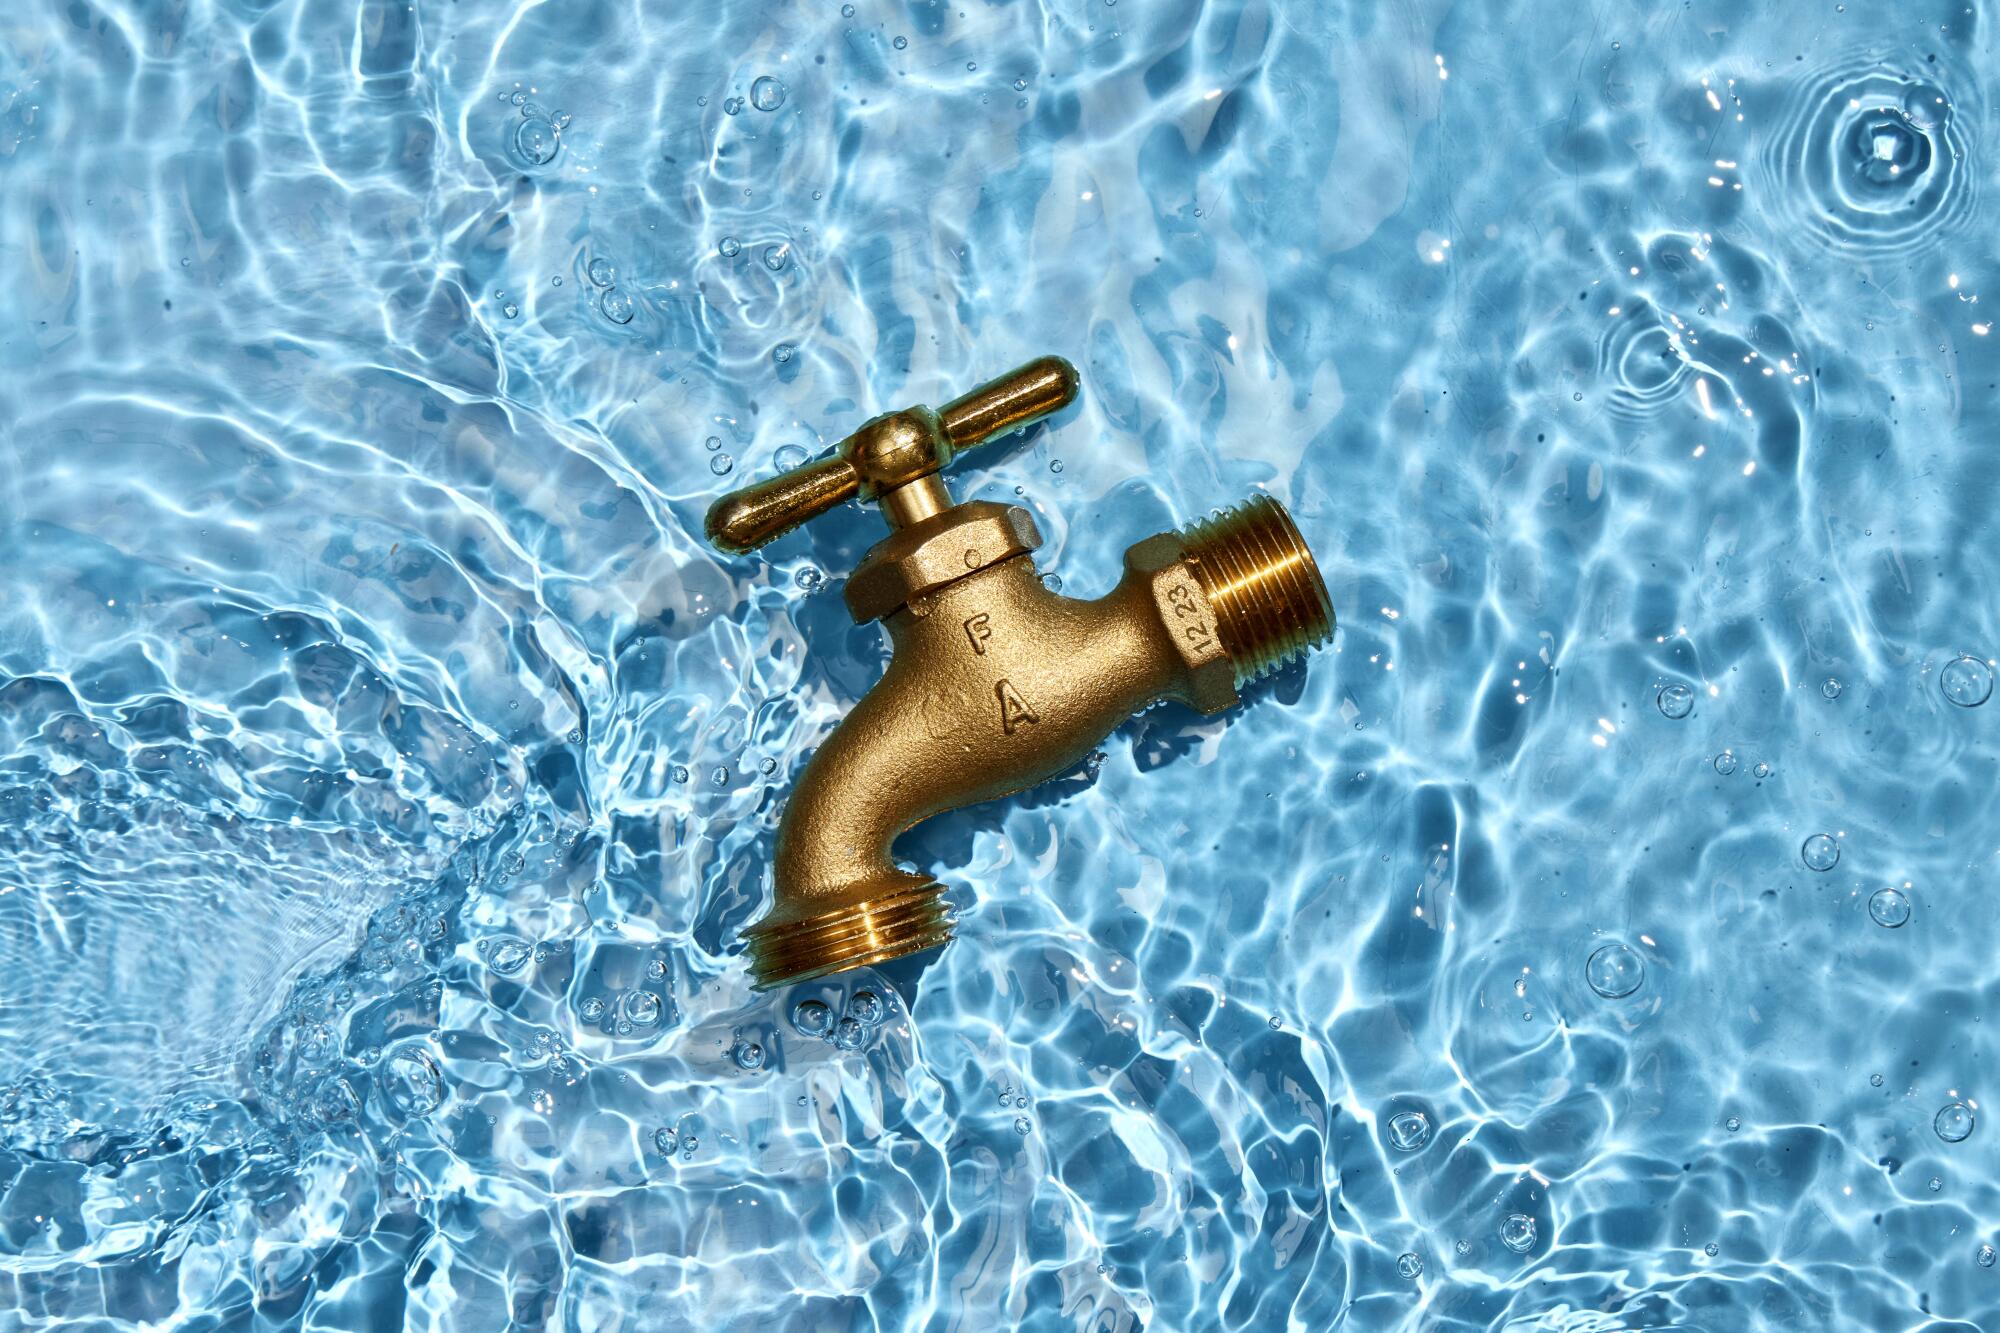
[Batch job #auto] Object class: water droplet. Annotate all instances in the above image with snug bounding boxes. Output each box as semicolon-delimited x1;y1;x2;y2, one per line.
1868;886;1911;928
514;117;559;165
1013;1115;1031;1134
1935;1101;1975;1143
1870;1072;1885;1087
1387;1109;1433;1152
599;289;635;324
501;302;520;319
1704;1241;1719;1257
703;435;722;451
732;1041;765;1071
510;91;527;106
680;1134;699;1154
760;757;779;776
1656;682;1695;719
1979;1244;1997;1268
587;258;617;287
1396;1252;1423;1279
1714;751;1739;775
380;1045;444;1117
847;990;885;1025
966;60;978;71
1801;833;1840;872
580;997;605;1021
1586;941;1645;998
724;97;745;115
711;765;729;787
773;344;795;364
893;35;908;49
1930;1176;1944;1192
1042;572;1063;593
1753;761;1773;780
841;2;855;14
762;243;791;272
793;999;833;1036
622;990;662;1028
834;1017;867;1050
1942;655;1994;707
551;275;563;286
671;764;690;785
1049;459;1064;474
646;958;667;979
1821;677;1843;699
795;566;825;592
1500;1214;1537;1254
654;1126;679;1154
710;453;735;476
718;236;742;258
1726;1116;1741;1132
774;443;810;470
487;938;532;974
750;76;787;112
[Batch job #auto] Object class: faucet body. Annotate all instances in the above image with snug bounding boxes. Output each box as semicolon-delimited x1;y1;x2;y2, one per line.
704;359;1333;988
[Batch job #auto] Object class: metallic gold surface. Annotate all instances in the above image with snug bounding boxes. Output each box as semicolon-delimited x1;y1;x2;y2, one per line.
702;358;1082;553
700;359;1333;989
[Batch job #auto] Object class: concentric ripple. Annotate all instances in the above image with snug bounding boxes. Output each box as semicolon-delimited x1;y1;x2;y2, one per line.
1757;55;1979;258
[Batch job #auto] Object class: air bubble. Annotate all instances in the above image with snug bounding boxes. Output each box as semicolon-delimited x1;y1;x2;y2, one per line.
774;344;795;364
487;938;531;974
1941;655;1994;707
380;1045;444;1117
1387;1109;1433;1151
793;999;833;1036
760;757;779;776
654;1126;678;1154
1935;1101;1975;1143
1930;1176;1944;1192
705;435;722;451
501;302;519;319
1726;1116;1741;1131
672;765;690;784
515;117;559;165
732;1041;765;1071
1500;1214;1537;1254
841;2;855;13
846;990;885;1025
1980;1244;1997;1268
622;990;662;1028
795;566;825;592
1049;459;1064;474
1704;1242;1719;1257
580;997;605;1021
1821;678;1843;699
599;289;635;324
774;444;810;470
1586;941;1645;998
1656;682;1695;719
1396;1252;1423;1279
834;1017;867;1050
646;958;667;979
1714;751;1738;775
1801;833;1840;871
762;243;791;272
710;453;735;476
724;97;744;115
587;258;616;287
1013;1116;1031;1134
893;35;908;49
1870;1073;1885;1087
1753;762;1773;780
750;76;787;112
719;236;742;258
1868;886;1911;928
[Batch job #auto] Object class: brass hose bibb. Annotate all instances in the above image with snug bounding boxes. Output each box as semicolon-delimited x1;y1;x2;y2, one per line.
706;357;1335;988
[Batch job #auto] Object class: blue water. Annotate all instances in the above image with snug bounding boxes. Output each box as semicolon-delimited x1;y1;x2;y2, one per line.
3;0;1998;1327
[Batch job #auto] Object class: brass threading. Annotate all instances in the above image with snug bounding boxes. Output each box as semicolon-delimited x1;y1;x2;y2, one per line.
744;885;955;988
1179;494;1336;686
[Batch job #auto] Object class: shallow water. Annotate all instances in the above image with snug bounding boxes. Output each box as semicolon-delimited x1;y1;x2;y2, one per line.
3;0;1999;1328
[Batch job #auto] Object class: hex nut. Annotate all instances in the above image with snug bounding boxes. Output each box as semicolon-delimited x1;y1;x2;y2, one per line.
1126;533;1238;715
845;503;1043;623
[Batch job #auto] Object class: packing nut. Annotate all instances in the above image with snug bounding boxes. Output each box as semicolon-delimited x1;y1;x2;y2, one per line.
844;503;1044;624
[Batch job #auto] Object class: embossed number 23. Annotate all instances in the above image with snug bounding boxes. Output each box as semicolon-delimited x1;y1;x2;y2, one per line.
1166;582;1214;652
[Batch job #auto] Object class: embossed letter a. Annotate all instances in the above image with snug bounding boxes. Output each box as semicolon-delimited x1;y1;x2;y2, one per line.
995;679;1038;734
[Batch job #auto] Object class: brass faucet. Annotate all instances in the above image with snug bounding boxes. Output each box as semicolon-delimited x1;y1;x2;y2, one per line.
705;357;1335;988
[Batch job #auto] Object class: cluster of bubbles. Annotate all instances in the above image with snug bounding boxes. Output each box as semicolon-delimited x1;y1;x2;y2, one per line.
653;1122;700;1160
496;89;571;167
587;256;636;325
792;988;891;1052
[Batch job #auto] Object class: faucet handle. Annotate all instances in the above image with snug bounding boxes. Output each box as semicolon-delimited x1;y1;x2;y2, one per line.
704;355;1079;555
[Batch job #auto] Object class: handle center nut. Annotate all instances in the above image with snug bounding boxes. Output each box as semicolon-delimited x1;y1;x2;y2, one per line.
844;503;1044;623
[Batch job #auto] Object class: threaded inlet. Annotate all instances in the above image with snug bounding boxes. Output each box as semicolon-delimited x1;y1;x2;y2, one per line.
743;884;955;989
1178;494;1335;687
